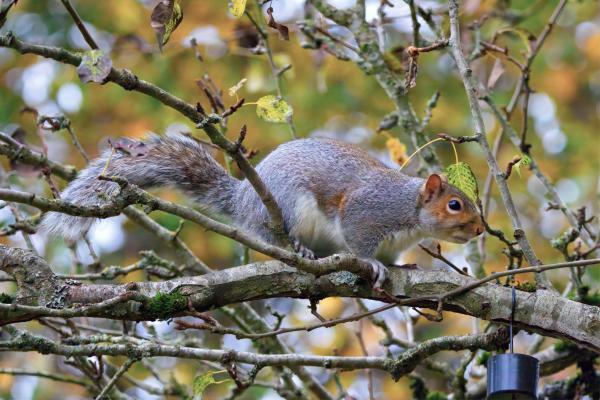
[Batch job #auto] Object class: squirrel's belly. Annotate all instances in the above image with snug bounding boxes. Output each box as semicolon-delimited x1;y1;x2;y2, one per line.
290;194;349;253
375;229;426;264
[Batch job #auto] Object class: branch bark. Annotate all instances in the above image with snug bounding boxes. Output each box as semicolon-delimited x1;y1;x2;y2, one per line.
0;325;510;382
0;132;76;181
1;245;599;352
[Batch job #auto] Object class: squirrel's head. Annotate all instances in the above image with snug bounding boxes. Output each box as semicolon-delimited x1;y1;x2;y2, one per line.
417;173;484;244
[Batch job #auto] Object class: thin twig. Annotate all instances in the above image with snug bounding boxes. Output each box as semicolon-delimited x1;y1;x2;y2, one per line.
65;125;90;162
408;0;420;46
0;131;76;180
94;358;136;400
447;0;553;290
245;2;297;139
437;132;478;143
418;243;469;276
60;0;99;50
314;25;359;53
478;0;571;263
0;368;91;389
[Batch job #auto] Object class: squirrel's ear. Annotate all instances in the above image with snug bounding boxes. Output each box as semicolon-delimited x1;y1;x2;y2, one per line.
421;174;443;203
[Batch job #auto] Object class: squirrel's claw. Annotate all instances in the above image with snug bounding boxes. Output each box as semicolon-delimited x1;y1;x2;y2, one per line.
293;239;316;259
366;259;389;290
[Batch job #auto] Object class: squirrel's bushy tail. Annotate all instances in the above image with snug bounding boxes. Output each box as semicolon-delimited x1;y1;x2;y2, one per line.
42;133;239;241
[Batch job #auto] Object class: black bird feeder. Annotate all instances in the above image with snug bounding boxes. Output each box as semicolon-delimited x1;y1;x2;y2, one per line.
487;287;539;400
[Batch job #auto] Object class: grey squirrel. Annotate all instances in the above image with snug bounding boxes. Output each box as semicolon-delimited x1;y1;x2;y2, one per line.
43;133;484;287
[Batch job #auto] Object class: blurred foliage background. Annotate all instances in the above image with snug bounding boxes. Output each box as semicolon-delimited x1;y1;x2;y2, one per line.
0;0;599;398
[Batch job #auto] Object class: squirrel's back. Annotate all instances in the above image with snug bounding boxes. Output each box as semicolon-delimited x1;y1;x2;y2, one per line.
43;134;420;246
230;137;420;247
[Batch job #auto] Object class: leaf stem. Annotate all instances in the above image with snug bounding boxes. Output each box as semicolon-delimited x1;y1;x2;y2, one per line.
450;141;459;164
400;137;444;171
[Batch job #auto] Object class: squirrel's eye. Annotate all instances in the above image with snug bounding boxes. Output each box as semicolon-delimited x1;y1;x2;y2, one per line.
448;199;462;212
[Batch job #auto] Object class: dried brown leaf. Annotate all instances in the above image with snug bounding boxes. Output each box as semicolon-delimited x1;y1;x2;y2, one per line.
405;54;418;89
266;7;289;41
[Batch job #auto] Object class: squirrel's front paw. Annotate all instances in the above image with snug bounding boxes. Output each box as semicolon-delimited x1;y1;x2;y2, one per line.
293;239;316;259
366;259;389;290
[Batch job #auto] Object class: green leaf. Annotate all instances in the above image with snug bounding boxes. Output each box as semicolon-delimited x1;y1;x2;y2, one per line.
513;154;531;177
76;50;112;83
256;95;293;123
228;0;247;18
193;371;230;399
150;0;183;50
444;162;479;203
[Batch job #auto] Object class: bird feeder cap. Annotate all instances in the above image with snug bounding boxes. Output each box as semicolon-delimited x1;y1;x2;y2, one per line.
487;353;539;400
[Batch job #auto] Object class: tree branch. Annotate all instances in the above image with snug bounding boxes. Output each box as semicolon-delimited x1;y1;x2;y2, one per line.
0;32;290;251
309;0;440;169
95;358;136;400
60;0;99;50
0;326;508;381
1;245;599;351
447;0;553;289
0;182;374;280
0;131;76;180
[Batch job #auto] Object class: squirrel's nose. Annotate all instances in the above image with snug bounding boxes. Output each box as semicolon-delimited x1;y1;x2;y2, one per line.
474;225;483;236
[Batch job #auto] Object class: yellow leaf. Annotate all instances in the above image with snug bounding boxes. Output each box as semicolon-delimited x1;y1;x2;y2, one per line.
444;162;478;202
256;95;293;123
513;154;531;177
193;370;230;399
150;0;183;50
386;137;408;166
228;0;246;18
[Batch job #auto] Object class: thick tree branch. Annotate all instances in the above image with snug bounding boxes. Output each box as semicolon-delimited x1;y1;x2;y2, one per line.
0;326;507;381
1;245;599;352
